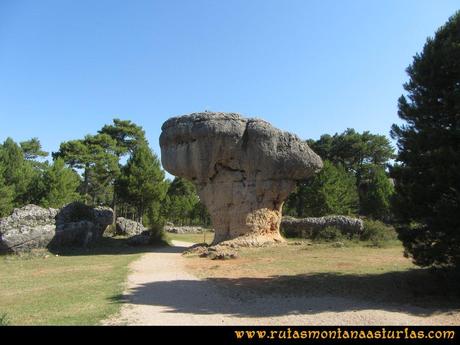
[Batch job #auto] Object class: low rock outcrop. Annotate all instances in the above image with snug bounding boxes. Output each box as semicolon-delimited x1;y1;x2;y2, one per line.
281;215;364;238
183;244;238;260
160;112;323;247
0;203;114;253
164;225;210;234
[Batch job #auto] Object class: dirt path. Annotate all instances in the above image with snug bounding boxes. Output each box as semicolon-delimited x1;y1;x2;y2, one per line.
104;241;459;325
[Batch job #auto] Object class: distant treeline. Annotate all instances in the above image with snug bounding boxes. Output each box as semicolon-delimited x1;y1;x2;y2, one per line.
284;129;395;221
0;119;210;228
0;119;394;228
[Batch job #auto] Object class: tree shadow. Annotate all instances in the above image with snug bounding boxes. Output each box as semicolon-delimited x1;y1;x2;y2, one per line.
110;269;460;318
48;236;184;256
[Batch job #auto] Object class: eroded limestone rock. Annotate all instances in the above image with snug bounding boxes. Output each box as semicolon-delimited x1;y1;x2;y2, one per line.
164;225;211;234
0;203;114;253
160;112;323;247
281;215;364;239
116;217;145;237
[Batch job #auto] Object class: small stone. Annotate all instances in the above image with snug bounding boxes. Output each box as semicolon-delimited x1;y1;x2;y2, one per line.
288;241;303;246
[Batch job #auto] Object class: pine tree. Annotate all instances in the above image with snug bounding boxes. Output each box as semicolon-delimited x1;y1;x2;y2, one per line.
308;129;395;217
360;165;394;220
0;163;14;217
117;142;167;224
99;119;146;220
20;138;48;160
40;158;81;208
285;161;359;217
390;11;460;268
99;118;146;156
54;134;119;205
163;177;200;225
0;138;36;207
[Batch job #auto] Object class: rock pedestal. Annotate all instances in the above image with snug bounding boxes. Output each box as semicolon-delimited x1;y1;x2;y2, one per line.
160;112;323;247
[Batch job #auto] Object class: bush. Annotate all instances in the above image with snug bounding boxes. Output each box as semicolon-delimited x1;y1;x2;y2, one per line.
145;209;168;246
312;226;344;242
361;220;398;247
148;222;167;245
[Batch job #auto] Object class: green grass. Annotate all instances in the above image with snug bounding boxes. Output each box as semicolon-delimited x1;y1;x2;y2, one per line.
166;231;214;245
0;312;9;325
0;238;147;325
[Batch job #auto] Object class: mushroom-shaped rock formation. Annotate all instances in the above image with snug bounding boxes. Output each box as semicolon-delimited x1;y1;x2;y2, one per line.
160;112;323;247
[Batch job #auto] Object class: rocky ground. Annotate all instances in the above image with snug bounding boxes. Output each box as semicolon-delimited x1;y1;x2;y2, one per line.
104;241;460;326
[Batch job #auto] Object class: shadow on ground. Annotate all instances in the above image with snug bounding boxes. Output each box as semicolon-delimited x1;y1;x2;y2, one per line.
48;237;180;256
110;268;460;318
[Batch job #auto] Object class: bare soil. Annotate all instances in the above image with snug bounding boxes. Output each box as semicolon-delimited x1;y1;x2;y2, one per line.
103;241;460;325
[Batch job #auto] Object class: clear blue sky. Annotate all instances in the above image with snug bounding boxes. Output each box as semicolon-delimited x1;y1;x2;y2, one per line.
0;0;458;160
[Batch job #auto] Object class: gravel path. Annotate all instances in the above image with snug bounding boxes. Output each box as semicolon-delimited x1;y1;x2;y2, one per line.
104;241;460;325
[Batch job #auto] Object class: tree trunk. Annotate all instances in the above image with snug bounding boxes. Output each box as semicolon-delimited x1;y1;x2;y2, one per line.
112;193;117;225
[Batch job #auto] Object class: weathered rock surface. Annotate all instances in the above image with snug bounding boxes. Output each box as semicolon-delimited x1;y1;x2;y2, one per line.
116;217;145;236
160;112;323;247
0;203;114;253
164;225;210;234
0;205;58;253
281;215;364;238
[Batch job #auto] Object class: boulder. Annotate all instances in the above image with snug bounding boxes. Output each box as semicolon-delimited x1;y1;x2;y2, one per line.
56;202;113;234
52;221;100;248
0;205;58;253
160;112;323;247
127;230;152;246
281;215;364;238
93;206;115;229
0;203;114;253
116;217;145;236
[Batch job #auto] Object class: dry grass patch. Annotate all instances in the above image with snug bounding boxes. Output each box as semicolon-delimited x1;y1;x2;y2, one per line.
183;240;460;310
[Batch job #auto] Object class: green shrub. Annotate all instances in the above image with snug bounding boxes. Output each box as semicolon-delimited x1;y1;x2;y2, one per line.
361;220;398;247
312;226;344;242
149;223;164;242
146;219;169;246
